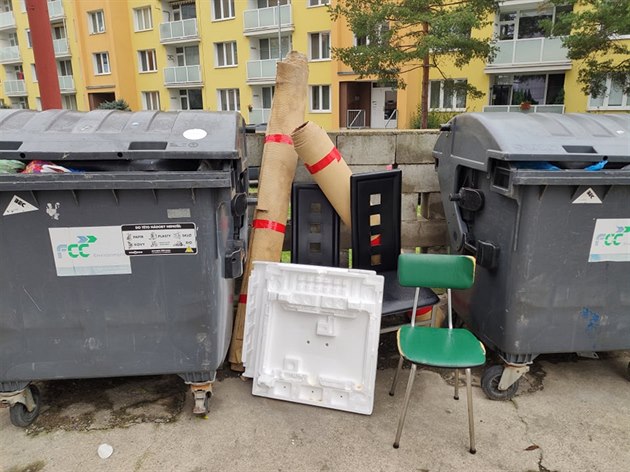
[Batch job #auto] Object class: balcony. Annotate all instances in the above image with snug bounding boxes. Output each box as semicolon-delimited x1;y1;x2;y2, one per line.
164;65;202;86
4;80;26;96
58;75;75;93
486;38;571;72
159;18;199;44
249;108;271;124
0;10;16;30
0;45;20;64
53;38;70;57
483;105;565;113
247;59;279;83
243;5;293;36
48;0;65;19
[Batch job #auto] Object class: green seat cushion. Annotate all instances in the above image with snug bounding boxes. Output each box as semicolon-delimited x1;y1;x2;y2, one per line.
397;326;486;368
398;254;476;289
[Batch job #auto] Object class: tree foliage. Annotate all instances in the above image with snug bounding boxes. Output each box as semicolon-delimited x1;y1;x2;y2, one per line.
330;0;500;99
548;0;630;96
97;99;131;111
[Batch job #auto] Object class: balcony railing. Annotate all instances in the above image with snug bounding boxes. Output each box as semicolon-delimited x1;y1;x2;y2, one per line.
4;80;26;96
159;18;199;43
483;105;565;113
53;38;70;56
0;10;16;29
247;59;279;82
58;75;75;92
0;45;20;63
164;65;202;85
249;108;271;124
490;37;569;66
243;4;293;35
48;0;65;19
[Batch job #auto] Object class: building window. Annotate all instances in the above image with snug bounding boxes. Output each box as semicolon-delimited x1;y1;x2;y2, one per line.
262;86;274;109
212;0;234;21
308;0;330;6
218;89;240;111
216;41;237;67
259;37;291;60
52;25;66;40
142;91;161;110
429;80;468;110
176;46;200;66
25;29;31;48
173;2;196;20
309;32;330;61
62;95;78;110
490;74;565;106
138;49;157;72
58;59;72;76
310;85;331;112
12;97;29;109
9;31;18;47
31;64;37;82
134;7;152;31
257;0;288;7
88;10;105;34
589;77;629;109
498;6;572;40
93;52;110;75
13;65;24;81
179;89;203;110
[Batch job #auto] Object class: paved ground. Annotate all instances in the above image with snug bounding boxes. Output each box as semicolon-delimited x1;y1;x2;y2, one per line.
2;345;629;472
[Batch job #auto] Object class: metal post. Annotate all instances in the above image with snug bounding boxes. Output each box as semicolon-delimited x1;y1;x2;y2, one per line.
26;0;62;109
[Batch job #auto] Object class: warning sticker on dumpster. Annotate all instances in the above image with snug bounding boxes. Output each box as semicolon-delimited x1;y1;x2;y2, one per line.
588;219;630;262
121;223;197;256
49;226;132;277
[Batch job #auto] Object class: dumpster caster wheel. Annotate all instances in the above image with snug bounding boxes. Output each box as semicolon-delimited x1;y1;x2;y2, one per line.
9;385;41;428
626;362;630;382
191;383;213;416
481;365;519;401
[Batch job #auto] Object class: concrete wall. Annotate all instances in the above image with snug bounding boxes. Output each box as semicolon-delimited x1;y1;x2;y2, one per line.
245;129;447;263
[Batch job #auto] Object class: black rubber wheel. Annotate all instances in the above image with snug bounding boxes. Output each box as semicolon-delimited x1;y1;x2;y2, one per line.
626;362;630;382
481;365;519;401
9;385;41;428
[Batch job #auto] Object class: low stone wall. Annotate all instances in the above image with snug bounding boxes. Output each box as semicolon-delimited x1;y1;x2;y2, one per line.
245;129;447;261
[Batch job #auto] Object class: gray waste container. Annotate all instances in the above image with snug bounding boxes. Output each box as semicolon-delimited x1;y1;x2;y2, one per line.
434;112;630;399
0;109;248;426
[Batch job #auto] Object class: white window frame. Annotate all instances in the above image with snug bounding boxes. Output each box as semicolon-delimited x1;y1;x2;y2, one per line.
31;63;37;83
218;88;240;111
429;79;468;111
8;31;18;47
138;49;157;73
308;0;330;7
310;85;331;113
309;31;330;61
58;59;72;76
142;91;161;110
588;77;630;110
134;6;153;32
179;89;203;110
88;10;105;34
212;0;235;21
62;95;77;110
25;29;31;48
93;52;110;75
215;41;238;68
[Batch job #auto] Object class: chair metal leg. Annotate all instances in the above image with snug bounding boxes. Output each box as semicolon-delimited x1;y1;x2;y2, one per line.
389;356;404;396
465;368;476;454
454;369;460;400
393;363;417;449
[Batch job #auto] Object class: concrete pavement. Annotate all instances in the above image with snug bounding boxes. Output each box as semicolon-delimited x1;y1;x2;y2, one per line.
1;349;629;472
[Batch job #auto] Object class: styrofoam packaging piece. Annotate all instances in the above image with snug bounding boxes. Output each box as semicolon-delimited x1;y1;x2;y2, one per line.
243;262;384;415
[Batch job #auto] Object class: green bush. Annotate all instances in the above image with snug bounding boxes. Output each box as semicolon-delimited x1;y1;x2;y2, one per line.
410;109;461;129
97;99;130;111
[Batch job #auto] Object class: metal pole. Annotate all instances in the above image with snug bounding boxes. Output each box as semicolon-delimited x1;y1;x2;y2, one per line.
26;0;62;109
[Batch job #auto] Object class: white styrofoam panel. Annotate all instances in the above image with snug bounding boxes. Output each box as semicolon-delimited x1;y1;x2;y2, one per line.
242;262;384;415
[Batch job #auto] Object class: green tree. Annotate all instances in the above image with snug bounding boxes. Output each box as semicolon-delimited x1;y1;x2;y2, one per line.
547;0;630;97
97;99;131;111
330;0;500;128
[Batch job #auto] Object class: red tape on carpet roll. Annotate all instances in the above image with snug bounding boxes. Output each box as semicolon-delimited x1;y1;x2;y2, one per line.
305;147;341;175
239;294;247;304
253;219;286;234
264;134;293;145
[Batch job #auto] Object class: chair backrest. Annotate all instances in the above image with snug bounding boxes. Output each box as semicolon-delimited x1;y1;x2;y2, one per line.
291;182;340;267
398;254;476;290
351;170;402;272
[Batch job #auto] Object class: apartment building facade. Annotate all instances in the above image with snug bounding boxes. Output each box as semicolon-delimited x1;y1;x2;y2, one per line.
0;0;627;130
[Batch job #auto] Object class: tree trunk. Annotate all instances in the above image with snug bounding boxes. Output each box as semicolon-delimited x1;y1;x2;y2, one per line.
421;22;430;129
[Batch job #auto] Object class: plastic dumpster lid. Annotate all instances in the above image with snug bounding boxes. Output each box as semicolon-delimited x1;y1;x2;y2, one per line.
433;113;630;165
0;109;245;160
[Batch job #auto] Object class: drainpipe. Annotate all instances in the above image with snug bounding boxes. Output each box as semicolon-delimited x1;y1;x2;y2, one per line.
26;0;62;110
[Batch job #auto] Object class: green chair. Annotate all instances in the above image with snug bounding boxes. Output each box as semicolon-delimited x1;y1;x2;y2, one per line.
390;254;486;453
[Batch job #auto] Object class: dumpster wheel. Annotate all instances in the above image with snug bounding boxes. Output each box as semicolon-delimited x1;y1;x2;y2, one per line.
191;382;213;416
481;365;519;401
9;385;41;428
626;362;630;382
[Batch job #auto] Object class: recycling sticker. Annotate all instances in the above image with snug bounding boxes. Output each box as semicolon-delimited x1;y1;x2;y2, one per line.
121;223;197;256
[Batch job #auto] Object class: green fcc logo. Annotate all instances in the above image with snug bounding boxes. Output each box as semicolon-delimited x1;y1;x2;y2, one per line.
56;235;97;259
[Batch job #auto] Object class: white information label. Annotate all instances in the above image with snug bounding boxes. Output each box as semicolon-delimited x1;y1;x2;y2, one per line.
121;223;197;256
3;195;38;216
49;226;132;277
588;219;630;263
573;188;602;204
